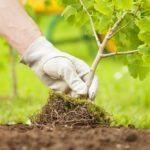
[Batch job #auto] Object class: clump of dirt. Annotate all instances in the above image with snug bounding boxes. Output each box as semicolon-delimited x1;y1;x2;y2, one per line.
31;92;111;126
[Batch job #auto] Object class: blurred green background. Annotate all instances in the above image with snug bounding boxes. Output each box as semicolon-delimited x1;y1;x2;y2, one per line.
0;2;150;128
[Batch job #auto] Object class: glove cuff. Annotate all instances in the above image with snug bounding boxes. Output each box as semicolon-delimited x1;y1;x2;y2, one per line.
20;36;58;66
25;36;53;53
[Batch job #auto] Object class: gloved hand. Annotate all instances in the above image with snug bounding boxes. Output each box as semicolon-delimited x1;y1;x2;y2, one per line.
21;37;98;100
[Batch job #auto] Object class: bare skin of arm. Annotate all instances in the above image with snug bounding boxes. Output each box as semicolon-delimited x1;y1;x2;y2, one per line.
0;0;42;54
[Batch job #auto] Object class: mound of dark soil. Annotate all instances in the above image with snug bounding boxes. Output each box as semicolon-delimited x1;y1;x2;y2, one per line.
31;92;111;127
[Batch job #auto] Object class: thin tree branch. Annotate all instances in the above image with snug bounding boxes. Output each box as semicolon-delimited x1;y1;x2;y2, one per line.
109;18;134;39
109;5;141;39
109;7;140;39
107;11;130;40
112;12;129;30
101;50;139;58
79;0;101;47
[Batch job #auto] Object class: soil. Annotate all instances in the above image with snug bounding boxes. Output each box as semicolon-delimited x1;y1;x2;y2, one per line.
0;93;150;150
0;124;150;150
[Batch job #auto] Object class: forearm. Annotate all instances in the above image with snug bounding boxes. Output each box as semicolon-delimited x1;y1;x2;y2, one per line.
0;0;42;54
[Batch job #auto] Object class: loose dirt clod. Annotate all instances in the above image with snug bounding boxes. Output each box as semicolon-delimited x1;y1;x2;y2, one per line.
125;133;138;142
31;92;111;127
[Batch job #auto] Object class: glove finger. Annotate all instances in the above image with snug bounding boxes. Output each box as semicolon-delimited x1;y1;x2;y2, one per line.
42;59;70;93
88;75;99;100
47;80;70;93
62;64;88;96
43;57;88;96
62;53;90;78
73;57;90;78
83;74;99;101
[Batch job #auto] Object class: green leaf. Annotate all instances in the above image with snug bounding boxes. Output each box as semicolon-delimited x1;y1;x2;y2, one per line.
136;16;150;32
138;44;150;55
128;63;149;81
94;15;110;34
94;0;113;16
84;0;95;9
143;54;150;64
115;24;141;52
75;10;89;27
128;64;138;78
114;0;133;10
138;31;150;45
126;53;149;80
139;66;149;81
62;5;77;20
138;44;150;64
143;0;150;9
61;0;78;5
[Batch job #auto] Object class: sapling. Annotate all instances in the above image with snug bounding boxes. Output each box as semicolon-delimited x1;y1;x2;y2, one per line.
61;0;150;89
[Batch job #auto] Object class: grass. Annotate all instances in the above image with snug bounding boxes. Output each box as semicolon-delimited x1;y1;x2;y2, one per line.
96;59;150;128
0;15;150;128
0;58;150;128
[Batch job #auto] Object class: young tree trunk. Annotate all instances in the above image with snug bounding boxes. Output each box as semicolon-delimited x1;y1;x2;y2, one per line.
10;48;18;99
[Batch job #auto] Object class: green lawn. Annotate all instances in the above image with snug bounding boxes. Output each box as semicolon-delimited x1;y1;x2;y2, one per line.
96;59;150;128
0;15;150;128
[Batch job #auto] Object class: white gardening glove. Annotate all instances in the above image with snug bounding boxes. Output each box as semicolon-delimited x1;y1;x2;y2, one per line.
21;37;98;100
